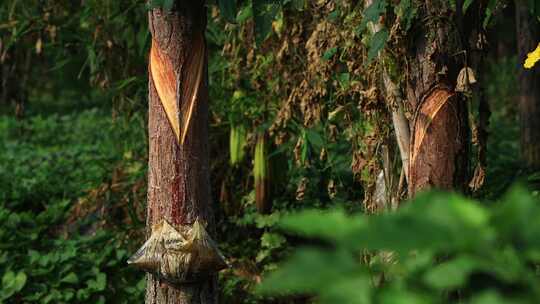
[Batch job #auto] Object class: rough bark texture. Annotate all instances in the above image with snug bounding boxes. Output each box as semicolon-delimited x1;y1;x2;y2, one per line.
406;0;469;196
516;2;540;168
146;2;217;304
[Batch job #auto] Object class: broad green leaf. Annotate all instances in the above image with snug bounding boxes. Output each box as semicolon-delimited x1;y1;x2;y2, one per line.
483;0;497;28
462;0;474;13
327;9;341;22
146;0;163;10
469;290;520;304
1;271;27;300
306;129;324;149
322;47;338;60
319;276;371;304
377;287;432;304
257;248;361;294
236;6;253;23
395;0;417;31
61;272;79;284
252;0;281;46
492;185;540;247
367;28;389;63
146;0;173;11
338;72;350;88
163;0;174;11
423;256;478;289
260;232;286;250
87;273;107;291
279;209;366;244
359;0;387;33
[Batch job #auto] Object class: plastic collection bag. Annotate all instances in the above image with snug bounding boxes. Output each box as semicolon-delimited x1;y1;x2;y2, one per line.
128;219;228;285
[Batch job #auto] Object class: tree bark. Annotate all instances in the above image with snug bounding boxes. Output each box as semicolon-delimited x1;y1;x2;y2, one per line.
516;2;540;168
406;0;469;196
146;2;217;304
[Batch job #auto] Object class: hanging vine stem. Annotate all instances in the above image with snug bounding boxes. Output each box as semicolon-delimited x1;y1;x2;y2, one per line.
365;0;411;210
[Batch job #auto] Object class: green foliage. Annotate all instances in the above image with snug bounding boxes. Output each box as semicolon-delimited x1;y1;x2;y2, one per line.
394;0;417;31
0;0;148;114
1;271;27;301
218;0;238;22
258;186;540;303
0;109;146;303
367;28;389;63
146;0;175;11
529;0;540;17
230;125;247;166
359;0;387;33
252;0;281;46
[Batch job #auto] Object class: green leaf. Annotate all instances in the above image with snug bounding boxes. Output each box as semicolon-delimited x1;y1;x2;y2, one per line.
338;72;350;88
252;0;281;46
423;256;478;289
284;0;305;11
146;0;173;11
322;47;338;61
367;28;389;63
493;185;540;248
218;0;237;23
462;0;474;13
300;131;308;164
378;287;432;304
483;0;497;28
327;9;341;22
146;0;163;10
469;290;515;304
319;276;371;304
1;271;27;300
261;232;286;250
255;212;281;228
395;0;417;31
279;209;366;244
87;273;107;291
236;6;253;23
306;129;324;149
257;248;361;294
61;272;79;285
359;0;387;33
162;0;174;11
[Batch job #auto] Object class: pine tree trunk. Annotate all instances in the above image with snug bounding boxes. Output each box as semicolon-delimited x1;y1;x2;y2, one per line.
516;2;540;168
146;2;217;304
406;0;469;196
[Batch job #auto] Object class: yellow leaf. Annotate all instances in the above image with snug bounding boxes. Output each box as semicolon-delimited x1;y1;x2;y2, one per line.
524;43;540;69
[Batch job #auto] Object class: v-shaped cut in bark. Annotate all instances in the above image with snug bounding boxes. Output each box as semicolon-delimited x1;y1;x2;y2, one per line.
150;39;180;142
179;33;206;145
410;88;454;168
150;35;206;145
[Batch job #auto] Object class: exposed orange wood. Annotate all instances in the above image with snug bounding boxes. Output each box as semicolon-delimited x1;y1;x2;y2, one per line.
179;33;206;145
150;39;180;142
410;88;454;169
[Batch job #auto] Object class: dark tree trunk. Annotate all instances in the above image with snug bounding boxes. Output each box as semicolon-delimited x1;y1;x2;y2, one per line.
406;0;469;196
516;2;540;168
146;2;217;304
